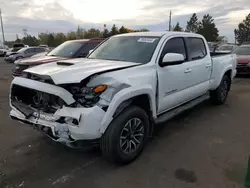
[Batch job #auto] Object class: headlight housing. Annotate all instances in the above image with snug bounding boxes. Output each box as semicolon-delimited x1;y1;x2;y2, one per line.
69;84;107;107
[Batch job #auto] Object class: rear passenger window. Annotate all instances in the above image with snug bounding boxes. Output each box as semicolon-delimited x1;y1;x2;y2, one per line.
35;48;45;52
187;38;207;60
26;48;35;53
160;37;187;62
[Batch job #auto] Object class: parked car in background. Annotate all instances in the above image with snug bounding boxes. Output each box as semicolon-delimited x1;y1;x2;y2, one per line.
232;45;250;75
216;44;237;53
12;38;104;77
5;43;26;57
4;47;47;63
39;44;48;48
208;42;218;52
9;32;236;164
31;52;48;58
12;43;25;52
0;46;9;57
38;44;49;51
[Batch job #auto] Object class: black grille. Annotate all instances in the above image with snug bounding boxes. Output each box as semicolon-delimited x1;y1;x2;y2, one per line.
11;84;65;114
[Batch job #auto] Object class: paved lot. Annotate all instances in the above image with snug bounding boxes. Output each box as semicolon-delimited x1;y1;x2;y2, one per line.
0;58;250;188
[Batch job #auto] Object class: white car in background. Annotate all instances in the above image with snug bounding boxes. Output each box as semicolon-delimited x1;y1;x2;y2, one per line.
0;47;9;57
216;44;237;53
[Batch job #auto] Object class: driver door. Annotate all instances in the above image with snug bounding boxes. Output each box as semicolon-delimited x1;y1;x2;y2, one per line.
156;37;193;114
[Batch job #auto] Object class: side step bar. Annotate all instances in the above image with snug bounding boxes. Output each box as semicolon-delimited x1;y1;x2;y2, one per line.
155;94;210;124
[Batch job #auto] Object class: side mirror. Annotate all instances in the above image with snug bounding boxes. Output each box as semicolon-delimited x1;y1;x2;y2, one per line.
88;49;94;55
159;53;185;67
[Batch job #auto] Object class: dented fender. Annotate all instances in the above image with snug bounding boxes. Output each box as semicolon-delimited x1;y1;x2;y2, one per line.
99;85;156;133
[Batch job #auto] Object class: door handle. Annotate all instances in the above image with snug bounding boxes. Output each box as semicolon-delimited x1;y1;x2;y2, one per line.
206;64;212;68
184;68;192;73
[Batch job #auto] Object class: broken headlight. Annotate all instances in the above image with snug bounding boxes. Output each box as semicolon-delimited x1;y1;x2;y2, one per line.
70;84;107;107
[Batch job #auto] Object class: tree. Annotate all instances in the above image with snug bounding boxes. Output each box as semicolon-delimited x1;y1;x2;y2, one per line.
38;32;49;45
173;22;182;31
84;28;101;39
197;14;219;41
47;34;56;47
109;24;119;36
22;35;39;46
103;28;110;38
54;33;67;46
234;13;250;44
67;31;77;40
186;13;199;32
119;26;128;34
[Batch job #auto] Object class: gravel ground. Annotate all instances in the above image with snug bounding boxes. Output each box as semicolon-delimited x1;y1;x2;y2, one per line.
0;58;249;188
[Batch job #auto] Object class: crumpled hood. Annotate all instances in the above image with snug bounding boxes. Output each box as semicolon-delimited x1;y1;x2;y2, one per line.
237;55;250;64
25;58;140;84
15;55;69;65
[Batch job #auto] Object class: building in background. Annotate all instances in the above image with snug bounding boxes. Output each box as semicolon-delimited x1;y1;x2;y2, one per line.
217;36;228;45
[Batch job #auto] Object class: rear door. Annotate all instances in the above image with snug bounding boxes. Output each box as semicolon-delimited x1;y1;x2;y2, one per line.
25;48;36;57
35;47;45;54
184;37;211;97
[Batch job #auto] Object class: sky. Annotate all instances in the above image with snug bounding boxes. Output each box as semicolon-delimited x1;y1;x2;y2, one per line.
0;0;249;42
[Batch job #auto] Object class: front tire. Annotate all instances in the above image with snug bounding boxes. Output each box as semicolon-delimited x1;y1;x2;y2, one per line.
100;105;149;164
210;74;231;105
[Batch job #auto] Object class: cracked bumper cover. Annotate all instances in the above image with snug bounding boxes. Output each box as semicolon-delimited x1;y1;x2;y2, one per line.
10;77;106;143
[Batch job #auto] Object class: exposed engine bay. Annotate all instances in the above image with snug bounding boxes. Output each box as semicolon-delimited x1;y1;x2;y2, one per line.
11;84;65;114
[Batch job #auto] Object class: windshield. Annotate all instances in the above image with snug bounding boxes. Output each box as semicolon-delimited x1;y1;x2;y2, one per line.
17;48;28;53
233;46;250;55
88;36;160;64
47;41;84;58
218;45;234;51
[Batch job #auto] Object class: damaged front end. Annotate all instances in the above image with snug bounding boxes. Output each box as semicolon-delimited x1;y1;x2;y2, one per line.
9;74;130;147
10;76;107;147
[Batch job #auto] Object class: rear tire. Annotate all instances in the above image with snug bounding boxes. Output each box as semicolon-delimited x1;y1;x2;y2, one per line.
210;74;231;105
100;105;149;164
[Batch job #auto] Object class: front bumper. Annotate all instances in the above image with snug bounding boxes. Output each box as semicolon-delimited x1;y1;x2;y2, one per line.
10;77;106;144
4;56;15;62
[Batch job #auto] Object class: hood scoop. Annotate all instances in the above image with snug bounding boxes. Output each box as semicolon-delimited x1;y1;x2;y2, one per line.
57;62;74;66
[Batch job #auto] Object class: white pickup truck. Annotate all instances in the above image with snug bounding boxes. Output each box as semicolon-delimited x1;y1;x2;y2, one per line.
10;32;237;164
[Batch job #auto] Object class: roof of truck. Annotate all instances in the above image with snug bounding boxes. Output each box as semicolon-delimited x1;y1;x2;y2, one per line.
114;31;202;38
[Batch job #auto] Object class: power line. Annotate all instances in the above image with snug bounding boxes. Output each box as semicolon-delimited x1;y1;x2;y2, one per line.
0;8;5;46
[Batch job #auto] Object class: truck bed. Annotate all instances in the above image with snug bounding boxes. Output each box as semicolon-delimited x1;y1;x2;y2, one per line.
209;52;237;90
210;52;232;57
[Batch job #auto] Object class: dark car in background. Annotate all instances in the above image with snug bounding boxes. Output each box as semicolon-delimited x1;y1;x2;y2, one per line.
12;43;25;52
12;38;104;77
232;45;250;75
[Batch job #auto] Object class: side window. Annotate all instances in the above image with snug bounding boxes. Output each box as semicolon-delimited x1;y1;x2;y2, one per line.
186;38;207;60
26;48;35;53
78;42;100;57
35;48;45;52
160;37;187;62
82;42;99;53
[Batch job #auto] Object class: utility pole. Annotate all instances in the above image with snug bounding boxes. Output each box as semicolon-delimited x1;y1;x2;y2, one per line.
169;10;172;31
0;8;5;46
